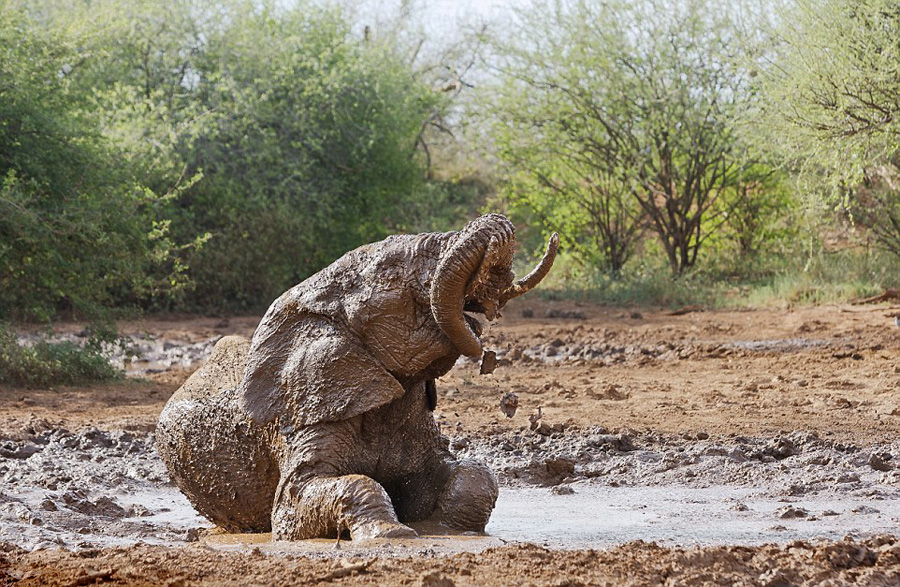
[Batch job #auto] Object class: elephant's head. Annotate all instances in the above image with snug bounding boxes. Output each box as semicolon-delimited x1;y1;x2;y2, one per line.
430;214;559;357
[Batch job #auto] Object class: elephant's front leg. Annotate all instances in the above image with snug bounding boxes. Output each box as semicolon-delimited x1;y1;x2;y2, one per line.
272;474;418;541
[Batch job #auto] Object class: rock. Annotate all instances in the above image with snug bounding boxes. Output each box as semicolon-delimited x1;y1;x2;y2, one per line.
779;506;808;519
521;308;534;318
551;485;575;495
499;392;519;418
545;457;576;479
869;453;893;472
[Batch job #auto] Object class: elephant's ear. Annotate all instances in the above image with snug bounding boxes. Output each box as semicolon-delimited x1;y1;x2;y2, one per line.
239;318;405;427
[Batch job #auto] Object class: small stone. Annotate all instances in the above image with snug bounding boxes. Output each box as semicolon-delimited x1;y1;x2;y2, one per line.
551;485;575;495
521;309;534;318
696;431;709;440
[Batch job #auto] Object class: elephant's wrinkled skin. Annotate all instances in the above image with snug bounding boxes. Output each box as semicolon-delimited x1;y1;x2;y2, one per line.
156;214;558;540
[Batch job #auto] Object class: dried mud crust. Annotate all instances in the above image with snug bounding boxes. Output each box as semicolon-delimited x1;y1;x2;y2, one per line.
4;301;900;583
4;538;900;585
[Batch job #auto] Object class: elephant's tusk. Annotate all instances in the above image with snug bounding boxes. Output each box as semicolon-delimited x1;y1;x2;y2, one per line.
499;232;559;304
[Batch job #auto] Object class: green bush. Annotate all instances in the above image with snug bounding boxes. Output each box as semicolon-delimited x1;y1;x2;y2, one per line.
0;326;120;387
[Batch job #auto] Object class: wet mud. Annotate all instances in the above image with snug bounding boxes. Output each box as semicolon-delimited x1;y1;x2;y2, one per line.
3;423;900;553
5;302;900;584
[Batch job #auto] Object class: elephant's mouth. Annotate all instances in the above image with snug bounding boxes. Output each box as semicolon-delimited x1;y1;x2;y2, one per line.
463;305;484;339
463;298;501;321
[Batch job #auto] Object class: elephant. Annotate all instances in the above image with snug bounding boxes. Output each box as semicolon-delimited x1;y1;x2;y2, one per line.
156;214;558;541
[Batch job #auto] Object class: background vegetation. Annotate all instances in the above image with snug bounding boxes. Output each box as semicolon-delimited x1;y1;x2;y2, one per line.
2;0;900;383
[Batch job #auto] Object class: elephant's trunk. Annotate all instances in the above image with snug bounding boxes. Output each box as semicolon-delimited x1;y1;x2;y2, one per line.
499;232;559;305
430;215;515;357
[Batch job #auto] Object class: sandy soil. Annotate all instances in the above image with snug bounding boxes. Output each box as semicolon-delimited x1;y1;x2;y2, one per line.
4;299;900;584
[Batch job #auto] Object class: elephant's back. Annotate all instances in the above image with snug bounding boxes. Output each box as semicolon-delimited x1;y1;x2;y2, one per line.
156;335;279;532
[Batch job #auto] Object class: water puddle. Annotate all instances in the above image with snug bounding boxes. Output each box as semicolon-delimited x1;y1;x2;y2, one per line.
489;484;898;548
199;483;900;554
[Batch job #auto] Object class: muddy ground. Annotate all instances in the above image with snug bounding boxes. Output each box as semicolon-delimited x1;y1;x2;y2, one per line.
3;300;900;585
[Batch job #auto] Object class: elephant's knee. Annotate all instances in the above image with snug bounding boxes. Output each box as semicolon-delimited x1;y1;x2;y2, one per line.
436;460;498;531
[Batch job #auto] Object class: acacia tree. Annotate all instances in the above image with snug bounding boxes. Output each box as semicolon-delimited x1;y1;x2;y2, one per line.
488;0;755;275
759;0;900;257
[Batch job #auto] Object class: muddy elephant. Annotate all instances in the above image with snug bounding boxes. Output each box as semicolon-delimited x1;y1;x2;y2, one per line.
156;214;558;541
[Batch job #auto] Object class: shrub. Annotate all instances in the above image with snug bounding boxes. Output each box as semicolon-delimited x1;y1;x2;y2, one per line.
0;326;120;387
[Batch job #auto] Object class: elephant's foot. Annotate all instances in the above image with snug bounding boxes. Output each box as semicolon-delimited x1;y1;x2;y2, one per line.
435;459;499;532
272;474;418;541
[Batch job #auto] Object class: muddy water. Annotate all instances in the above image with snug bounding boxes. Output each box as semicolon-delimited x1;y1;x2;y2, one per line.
3;426;899;554
490;484;900;548
202;484;900;556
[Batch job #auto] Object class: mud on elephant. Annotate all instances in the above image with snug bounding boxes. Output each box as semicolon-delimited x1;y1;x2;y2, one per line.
156;214;559;540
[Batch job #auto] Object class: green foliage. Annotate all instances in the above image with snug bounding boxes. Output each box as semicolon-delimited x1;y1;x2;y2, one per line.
3;0;445;315
716;165;799;259
0;325;120;387
174;5;442;310
760;0;900;180
0;4;198;322
756;0;900;260
486;0;758;276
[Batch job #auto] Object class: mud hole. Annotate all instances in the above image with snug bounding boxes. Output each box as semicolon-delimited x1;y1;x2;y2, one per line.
4;302;900;584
